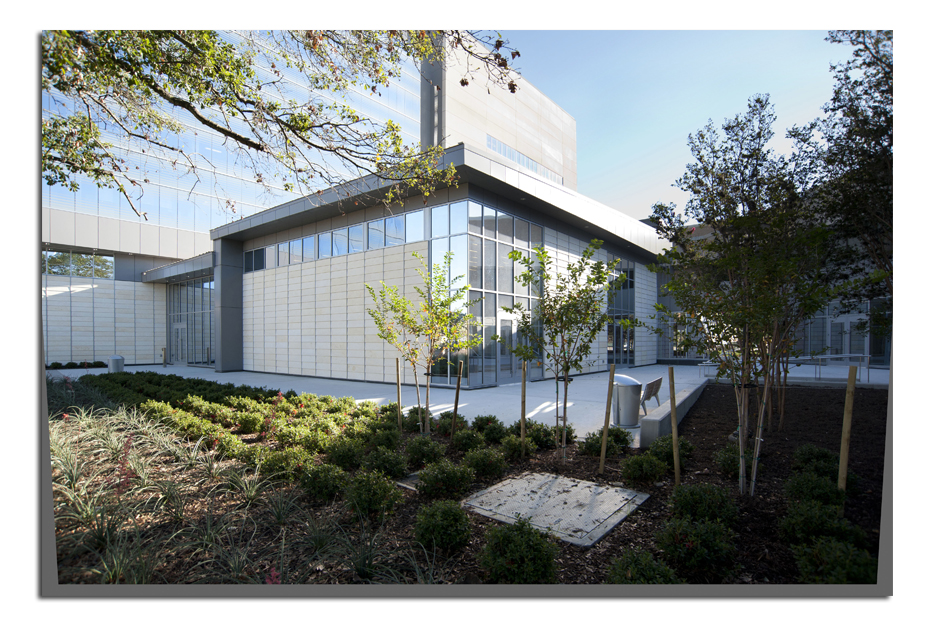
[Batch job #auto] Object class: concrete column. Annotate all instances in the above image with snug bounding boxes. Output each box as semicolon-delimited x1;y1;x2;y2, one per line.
214;238;244;372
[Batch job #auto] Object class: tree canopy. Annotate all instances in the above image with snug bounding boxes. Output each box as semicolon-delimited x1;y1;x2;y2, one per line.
41;30;520;219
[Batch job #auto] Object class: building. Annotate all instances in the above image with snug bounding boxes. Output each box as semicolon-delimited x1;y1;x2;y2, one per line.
40;31;669;384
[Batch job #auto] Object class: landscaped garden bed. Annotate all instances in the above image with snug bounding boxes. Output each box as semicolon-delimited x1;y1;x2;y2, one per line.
47;372;887;585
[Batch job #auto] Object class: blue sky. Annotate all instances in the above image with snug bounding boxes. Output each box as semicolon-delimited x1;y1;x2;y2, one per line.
499;30;856;221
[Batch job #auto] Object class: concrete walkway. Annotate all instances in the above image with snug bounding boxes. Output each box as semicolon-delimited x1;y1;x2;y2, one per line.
48;361;890;444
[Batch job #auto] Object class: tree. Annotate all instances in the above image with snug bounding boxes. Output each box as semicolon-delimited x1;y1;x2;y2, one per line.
789;30;892;328
497;239;623;460
366;251;482;434
41;30;520;219
645;95;842;495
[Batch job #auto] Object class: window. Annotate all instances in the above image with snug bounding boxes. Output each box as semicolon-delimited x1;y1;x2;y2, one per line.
405;210;424;243
318;232;332;258
368;219;384;249
278;242;290;267
385;215;404;246
349;224;364;253
302;236;315;262
332;228;348;256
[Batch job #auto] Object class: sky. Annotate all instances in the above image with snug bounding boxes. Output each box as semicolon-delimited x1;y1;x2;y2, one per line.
499;30;856;222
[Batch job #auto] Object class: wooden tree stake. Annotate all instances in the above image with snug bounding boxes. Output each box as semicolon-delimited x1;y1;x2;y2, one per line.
396;358;403;434
451;360;464;438
838;365;858;499
599;364;615;474
669;366;681;487
521;361;528;458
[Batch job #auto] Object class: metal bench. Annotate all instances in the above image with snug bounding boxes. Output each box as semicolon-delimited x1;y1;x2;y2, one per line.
641;377;663;416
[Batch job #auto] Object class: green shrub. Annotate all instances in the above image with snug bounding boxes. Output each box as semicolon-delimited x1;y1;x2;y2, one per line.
368;424;402;451
416;459;475;499
648;434;694;469
434;411;468;437
64;361;79;369
479;517;559;584
259;446;314;480
48;362;63;370
792;443;838;473
552;423;576;446
450;429;486;453
500;434;537;461
606;426;635;450
345;470;403;519
463;447;508;480
713;441;753;479
361;446;408;479
236;411;264;434
656;517;737;583
578;431;621;458
779;500;868;548
403;406;431;433
471;415;500;434
325;436;367;471
482;420;508;444
405;436;446;469
784;472;846;506
620;453;667;484
414;500;471;554
606;549;683;584
670;483;738;526
792;537;878;584
299;463;348;502
508;420;553;449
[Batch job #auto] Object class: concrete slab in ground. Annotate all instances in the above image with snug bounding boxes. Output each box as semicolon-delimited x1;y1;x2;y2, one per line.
461;472;649;548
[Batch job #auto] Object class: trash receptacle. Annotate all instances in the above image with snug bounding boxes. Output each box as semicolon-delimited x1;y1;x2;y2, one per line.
108;355;124;373
613;374;641;427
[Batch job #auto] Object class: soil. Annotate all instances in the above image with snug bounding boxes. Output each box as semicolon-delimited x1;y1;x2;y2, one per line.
53;383;889;585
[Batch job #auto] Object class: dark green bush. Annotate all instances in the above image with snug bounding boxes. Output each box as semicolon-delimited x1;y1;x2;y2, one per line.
670;483;738;526
606;549;683;584
259;446;314;480
648;434;694;469
414;500;472;554
784;472;846;506
578;431;621;458
552;423;576;447
656;517;737;583
299;463;348;502
405;436;446;469
713;441;753;479
779;500;868;548
403;406;431;433
792;537;878;584
606;426;635;450
508;420;554;449
434;411;468;437
345;470;403;519
500;434;537;461
48;362;63;369
361;446;408;479
479;517;559;584
471;415;500;434
463;447;508;480
792;443;838;473
64;361;79;369
416;459;475;499
325;436;368;471
450;429;486;453
620;453;667;484
482;420;508;444
369;423;402;450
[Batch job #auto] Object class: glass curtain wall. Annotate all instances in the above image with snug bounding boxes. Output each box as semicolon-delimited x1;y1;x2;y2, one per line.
606;258;636;366
167;277;214;366
430;199;545;387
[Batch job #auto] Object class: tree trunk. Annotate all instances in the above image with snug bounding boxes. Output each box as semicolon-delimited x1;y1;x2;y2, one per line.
412;365;422;433
424;363;432;435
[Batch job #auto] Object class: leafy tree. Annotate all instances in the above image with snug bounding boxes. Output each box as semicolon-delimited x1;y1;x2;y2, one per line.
644;95;842;495
497;239;622;459
789;30;892;332
366;251;482;434
41;30;520;219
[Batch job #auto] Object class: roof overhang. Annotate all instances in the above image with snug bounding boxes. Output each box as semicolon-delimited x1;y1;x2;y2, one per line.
209;144;669;263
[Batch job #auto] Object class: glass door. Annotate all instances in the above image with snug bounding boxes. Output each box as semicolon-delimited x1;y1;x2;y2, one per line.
171;323;187;364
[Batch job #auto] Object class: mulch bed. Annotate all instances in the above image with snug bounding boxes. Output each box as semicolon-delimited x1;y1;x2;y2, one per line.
54;383;889;584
